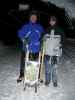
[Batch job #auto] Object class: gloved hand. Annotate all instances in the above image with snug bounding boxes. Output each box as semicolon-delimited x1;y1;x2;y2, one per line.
22;38;29;45
22;38;29;50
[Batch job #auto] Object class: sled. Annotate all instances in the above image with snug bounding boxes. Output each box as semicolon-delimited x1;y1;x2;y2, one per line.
23;45;41;93
43;34;62;56
43;34;62;64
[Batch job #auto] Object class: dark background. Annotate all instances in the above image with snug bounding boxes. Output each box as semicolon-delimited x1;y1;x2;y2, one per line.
0;0;75;45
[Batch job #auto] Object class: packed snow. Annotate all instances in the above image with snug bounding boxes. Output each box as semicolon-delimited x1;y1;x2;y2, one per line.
0;39;75;100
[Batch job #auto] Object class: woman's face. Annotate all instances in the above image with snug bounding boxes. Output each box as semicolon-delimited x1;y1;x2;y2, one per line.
49;20;56;26
30;15;37;23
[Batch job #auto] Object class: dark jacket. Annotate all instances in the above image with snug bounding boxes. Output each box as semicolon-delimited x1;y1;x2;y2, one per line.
46;26;65;47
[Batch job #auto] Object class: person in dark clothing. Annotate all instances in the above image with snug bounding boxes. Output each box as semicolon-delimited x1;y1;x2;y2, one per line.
17;11;44;83
44;16;65;87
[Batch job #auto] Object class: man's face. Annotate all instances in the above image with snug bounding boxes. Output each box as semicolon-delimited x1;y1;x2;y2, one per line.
49;20;56;26
30;15;37;23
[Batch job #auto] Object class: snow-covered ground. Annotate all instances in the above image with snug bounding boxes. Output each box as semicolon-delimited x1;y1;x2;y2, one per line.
0;39;75;100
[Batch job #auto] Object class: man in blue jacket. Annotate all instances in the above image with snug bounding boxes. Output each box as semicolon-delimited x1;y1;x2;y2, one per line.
17;11;44;82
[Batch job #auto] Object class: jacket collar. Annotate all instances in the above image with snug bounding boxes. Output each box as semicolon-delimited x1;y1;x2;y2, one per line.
29;21;37;26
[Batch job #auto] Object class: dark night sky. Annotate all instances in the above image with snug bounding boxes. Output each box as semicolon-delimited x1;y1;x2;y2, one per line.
0;0;75;45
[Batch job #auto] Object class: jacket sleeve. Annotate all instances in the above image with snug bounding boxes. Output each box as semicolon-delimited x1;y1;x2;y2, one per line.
39;24;45;38
40;25;44;33
39;25;45;44
18;24;29;41
59;29;66;47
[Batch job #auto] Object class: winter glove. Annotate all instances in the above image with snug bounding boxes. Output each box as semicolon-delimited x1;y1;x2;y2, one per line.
22;37;30;45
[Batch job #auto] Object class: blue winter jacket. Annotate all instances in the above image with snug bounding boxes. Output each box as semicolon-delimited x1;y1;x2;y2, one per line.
18;22;44;53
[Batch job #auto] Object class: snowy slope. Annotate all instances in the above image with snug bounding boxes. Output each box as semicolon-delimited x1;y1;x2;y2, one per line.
0;40;75;100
